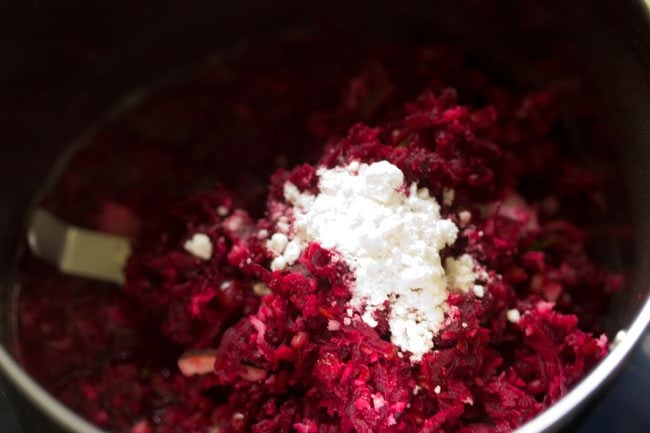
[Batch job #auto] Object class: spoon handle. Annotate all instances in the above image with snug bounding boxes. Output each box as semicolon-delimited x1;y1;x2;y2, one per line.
27;209;131;284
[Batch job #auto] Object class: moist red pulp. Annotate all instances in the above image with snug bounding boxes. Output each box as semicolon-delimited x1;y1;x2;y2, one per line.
17;37;621;433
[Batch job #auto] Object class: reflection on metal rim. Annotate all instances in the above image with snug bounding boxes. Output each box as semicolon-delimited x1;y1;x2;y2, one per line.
0;295;649;433
0;347;104;433
516;297;650;433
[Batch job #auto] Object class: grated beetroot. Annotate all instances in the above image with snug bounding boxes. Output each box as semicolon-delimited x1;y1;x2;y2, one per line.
16;37;621;433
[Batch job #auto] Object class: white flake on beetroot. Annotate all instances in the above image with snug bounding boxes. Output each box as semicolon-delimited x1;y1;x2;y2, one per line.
445;254;477;294
268;233;288;255
472;284;485;298
217;205;230;217
506;309;521;323
327;320;342;331
266;160;479;360
458;210;472;227
442;188;455;206
183;233;213;261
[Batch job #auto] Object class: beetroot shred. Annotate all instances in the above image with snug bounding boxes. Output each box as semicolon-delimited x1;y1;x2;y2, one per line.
17;38;620;433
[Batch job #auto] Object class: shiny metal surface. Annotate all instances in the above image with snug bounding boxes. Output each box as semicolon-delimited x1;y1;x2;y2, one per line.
1;1;649;433
27;209;131;284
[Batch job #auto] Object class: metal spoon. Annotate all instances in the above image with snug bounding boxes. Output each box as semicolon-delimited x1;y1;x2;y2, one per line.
27;209;131;284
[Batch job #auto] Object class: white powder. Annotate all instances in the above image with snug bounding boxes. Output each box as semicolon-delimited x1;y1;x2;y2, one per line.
270;160;468;360
268;233;288;255
270;256;287;272
372;394;386;410
217;206;230;217
506;309;521;323
183;233;213;261
442;188;455;206
458;210;472;227
283;239;302;264
445;254;476;294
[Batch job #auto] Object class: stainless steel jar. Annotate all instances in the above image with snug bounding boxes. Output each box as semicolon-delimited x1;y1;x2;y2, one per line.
1;1;649;432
